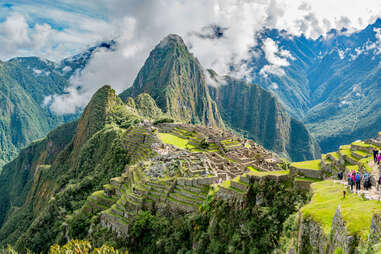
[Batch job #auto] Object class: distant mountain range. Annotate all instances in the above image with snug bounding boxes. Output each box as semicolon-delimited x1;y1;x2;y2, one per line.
249;18;381;152
0;42;114;168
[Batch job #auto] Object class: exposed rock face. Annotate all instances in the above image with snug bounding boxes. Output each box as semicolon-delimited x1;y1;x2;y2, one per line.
297;215;328;253
369;212;381;246
120;34;223;127
328;207;358;254
208;75;320;161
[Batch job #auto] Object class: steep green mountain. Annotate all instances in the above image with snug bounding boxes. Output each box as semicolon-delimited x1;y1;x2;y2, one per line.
120;34;223;128
0;57;77;168
121;34;319;161
0;86;146;252
208;74;320;161
0;85;292;252
249;19;381;152
1;85;380;253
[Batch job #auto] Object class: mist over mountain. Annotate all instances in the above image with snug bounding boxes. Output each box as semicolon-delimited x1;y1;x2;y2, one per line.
248;18;381;152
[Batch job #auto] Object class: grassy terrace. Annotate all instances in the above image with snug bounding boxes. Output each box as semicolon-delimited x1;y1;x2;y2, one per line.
345;164;359;172
340;145;351;150
290;160;321;170
340;148;359;162
295;177;321;183
301;180;381;240
328;152;339;160
359;157;373;173
247;170;289;177
352;141;371;148
158;132;196;149
352;150;369;157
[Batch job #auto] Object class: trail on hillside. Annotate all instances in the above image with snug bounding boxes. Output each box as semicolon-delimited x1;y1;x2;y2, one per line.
337;160;380;200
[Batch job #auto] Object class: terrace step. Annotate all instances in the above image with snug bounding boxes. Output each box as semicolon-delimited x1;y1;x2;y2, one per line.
169;191;203;205
166;197;198;213
230;179;249;192
173;187;206;201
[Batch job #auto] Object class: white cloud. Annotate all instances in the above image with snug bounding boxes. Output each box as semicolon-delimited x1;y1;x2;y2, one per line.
270;82;279;89
259;38;294;77
0;0;379;114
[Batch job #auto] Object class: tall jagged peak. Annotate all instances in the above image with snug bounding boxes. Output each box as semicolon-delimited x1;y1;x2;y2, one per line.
157;34;187;50
72;85;123;152
120;34;223;127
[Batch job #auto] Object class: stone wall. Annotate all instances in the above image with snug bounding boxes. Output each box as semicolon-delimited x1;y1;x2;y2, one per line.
290;166;323;179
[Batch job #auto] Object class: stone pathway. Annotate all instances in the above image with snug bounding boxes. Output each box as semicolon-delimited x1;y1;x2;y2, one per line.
335;161;381;200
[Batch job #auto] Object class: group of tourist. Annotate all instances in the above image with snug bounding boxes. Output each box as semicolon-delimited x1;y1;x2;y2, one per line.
346;170;371;191
373;149;381;165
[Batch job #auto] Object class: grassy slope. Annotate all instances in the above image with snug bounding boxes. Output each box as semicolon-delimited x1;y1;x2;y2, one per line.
301;180;381;239
290;160;321;170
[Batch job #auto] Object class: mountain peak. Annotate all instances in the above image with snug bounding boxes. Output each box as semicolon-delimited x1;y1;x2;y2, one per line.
72;85;122;153
158;34;186;49
120;34;223;127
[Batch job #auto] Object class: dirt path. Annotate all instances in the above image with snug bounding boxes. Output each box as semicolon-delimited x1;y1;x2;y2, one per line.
336;160;380;200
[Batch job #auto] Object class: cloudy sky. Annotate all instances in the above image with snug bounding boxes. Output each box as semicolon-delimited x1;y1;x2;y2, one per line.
1;0;380;114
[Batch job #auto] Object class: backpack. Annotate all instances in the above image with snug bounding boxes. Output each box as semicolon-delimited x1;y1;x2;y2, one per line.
355;174;361;182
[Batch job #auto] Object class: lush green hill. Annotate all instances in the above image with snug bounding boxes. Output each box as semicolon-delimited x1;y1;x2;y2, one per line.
0;85;380;253
0;86;146;252
0;57;77;168
0;85;311;253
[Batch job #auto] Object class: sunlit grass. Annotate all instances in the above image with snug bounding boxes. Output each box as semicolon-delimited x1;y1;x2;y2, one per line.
301;180;381;240
291;160;321;170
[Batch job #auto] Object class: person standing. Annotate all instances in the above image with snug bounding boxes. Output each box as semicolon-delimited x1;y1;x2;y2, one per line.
351;172;356;190
374;149;378;163
355;172;361;191
363;173;371;190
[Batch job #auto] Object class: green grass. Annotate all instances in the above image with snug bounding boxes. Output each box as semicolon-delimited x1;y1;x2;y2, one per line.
345;164;359;172
358;157;373;173
158;132;197;150
290;160;321;170
352;141;371;148
339;145;351;150
352;150;369;157
295;177;321;183
340;149;359;162
301;180;381;240
247;166;259;172
247;170;289;177
339;148;351;156
220;179;231;189
328;152;339;160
